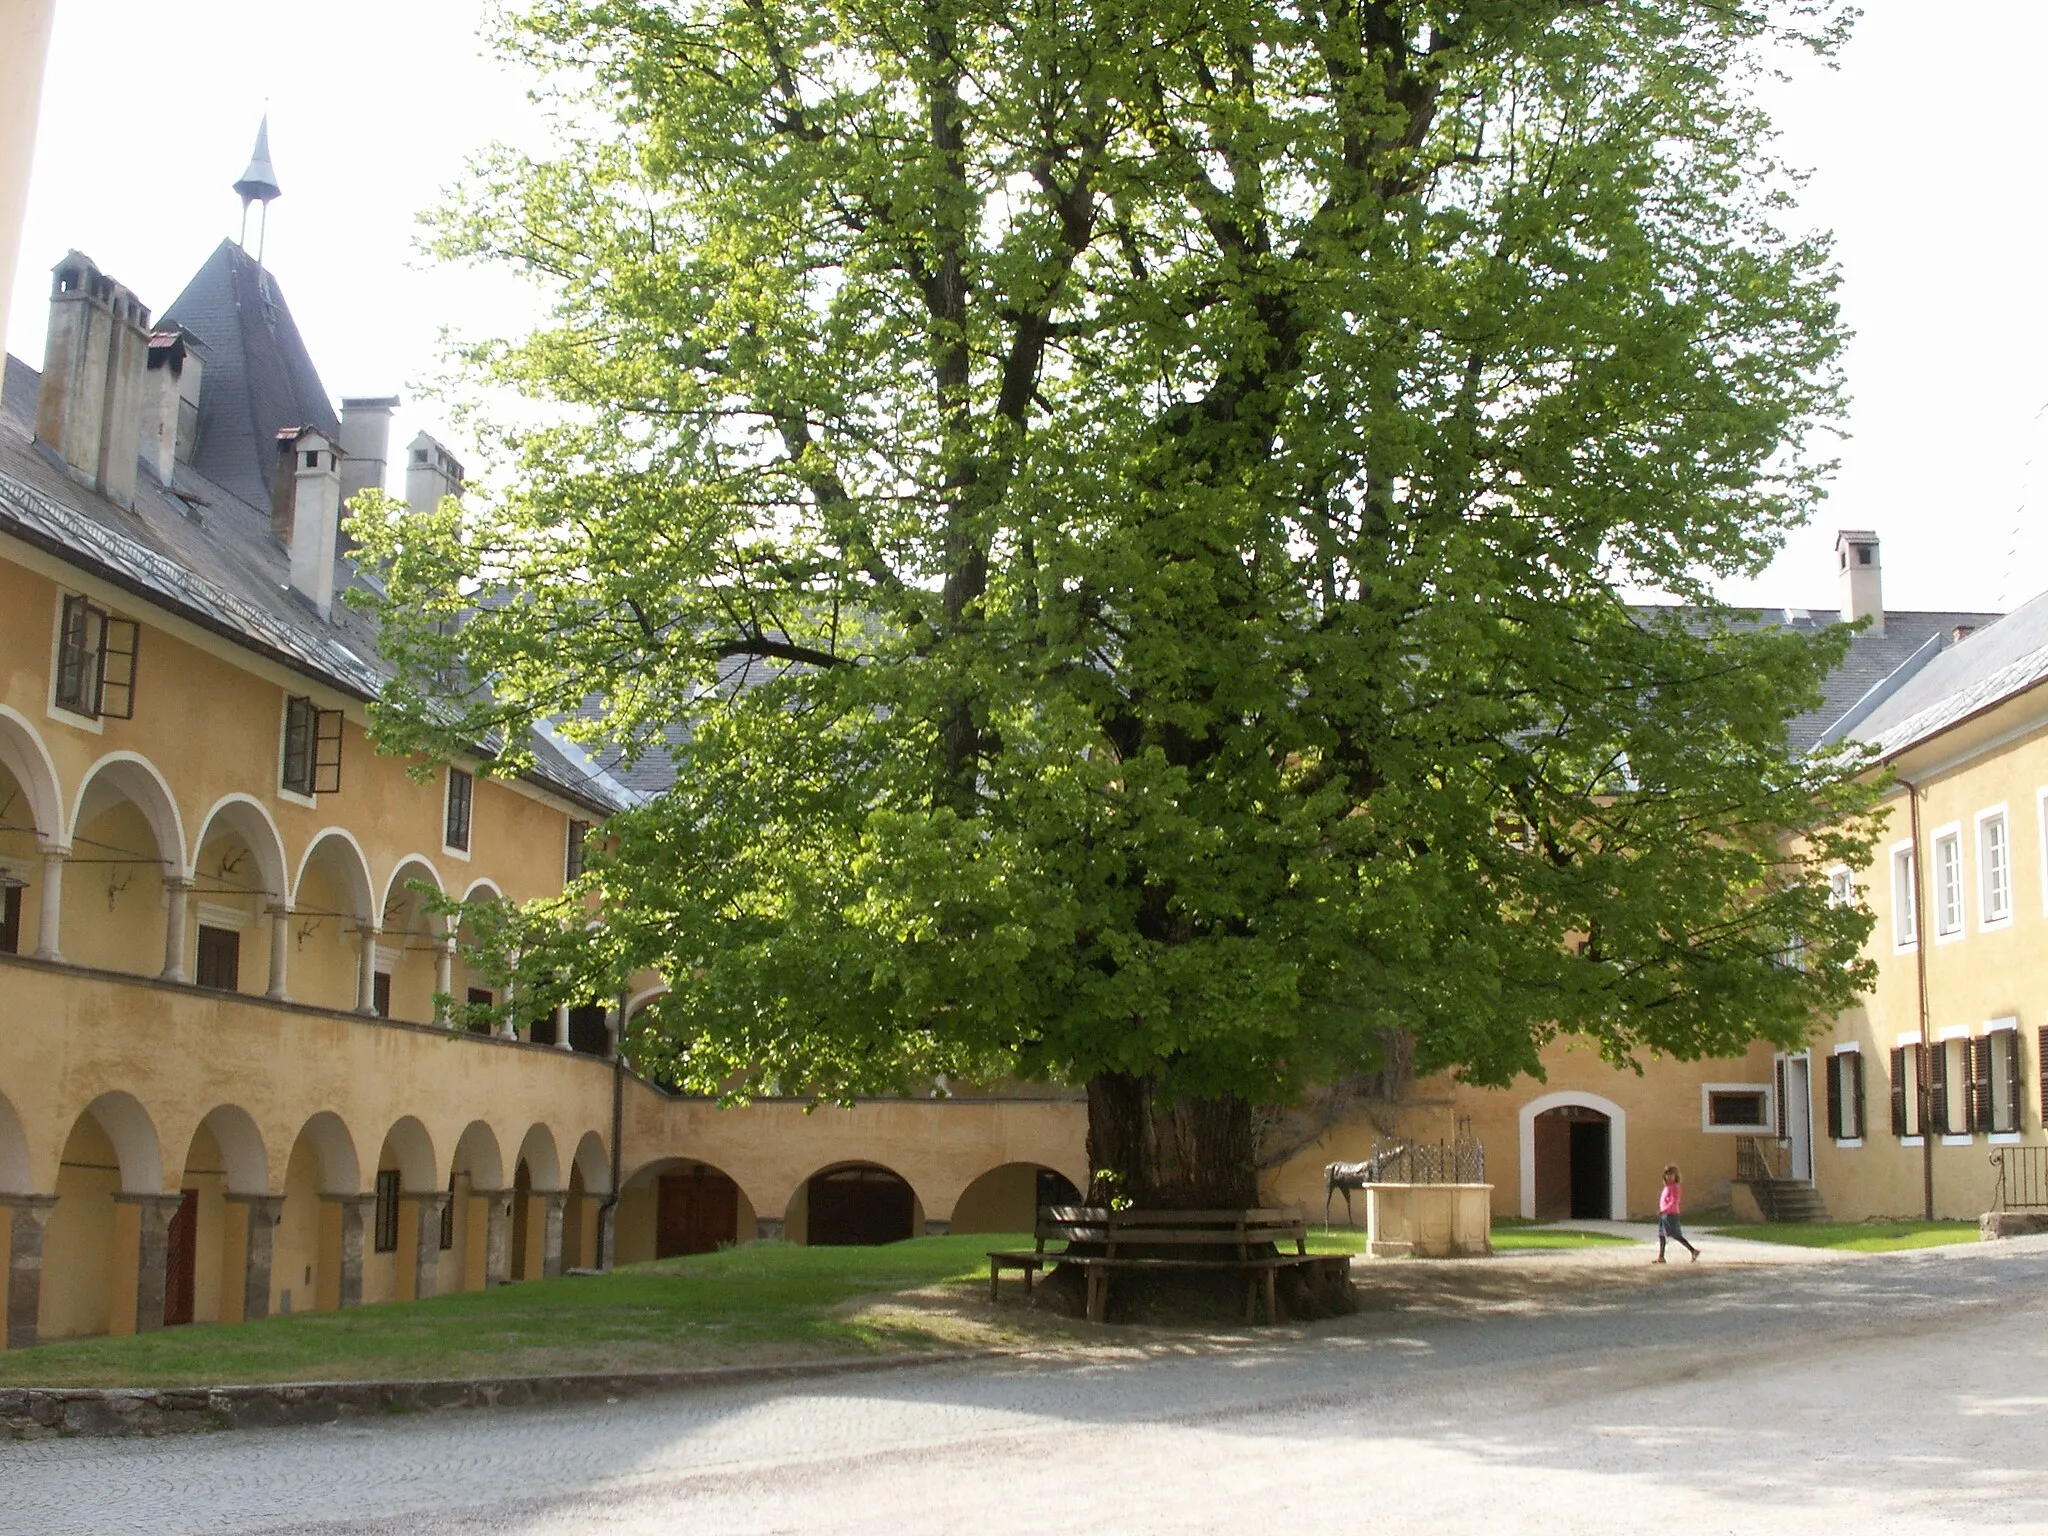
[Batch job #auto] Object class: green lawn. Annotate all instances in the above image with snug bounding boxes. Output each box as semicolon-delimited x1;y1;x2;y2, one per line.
1702;1220;1980;1252
0;1234;1027;1390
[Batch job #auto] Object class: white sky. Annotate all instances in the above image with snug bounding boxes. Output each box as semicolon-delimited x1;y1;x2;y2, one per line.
10;1;2048;615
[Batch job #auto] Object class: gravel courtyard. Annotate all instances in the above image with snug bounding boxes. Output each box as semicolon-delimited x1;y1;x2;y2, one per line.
15;1234;2048;1534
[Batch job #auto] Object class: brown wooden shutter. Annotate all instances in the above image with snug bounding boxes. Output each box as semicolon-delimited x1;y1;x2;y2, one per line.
1850;1050;1866;1140
2038;1028;2047;1129
1970;1037;1993;1134
2001;1031;2022;1134
1891;1047;1909;1137
1774;1057;1789;1139
1929;1041;1950;1134
1825;1054;1843;1140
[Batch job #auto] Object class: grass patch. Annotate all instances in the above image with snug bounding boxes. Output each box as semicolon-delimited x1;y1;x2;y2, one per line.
0;1234;1037;1390
1701;1220;1979;1252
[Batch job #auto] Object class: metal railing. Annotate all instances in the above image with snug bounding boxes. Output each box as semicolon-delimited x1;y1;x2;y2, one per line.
1991;1145;2048;1210
1370;1135;1486;1186
1735;1135;1784;1185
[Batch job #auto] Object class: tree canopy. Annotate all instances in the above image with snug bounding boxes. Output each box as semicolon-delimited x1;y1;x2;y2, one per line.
354;0;1878;1196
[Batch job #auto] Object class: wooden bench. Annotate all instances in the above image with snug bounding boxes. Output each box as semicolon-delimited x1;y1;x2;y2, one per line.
988;1206;1337;1323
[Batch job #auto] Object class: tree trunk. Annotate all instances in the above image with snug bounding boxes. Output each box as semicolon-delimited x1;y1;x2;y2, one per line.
1085;1071;1260;1209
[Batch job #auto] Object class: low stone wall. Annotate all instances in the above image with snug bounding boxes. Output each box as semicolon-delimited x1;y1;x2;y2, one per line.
0;1351;1001;1440
1980;1211;2048;1241
1364;1183;1493;1258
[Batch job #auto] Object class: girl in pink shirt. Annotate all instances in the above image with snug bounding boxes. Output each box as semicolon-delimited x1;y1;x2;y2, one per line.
1656;1163;1699;1262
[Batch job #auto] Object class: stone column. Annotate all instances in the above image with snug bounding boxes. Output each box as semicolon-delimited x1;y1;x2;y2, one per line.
553;1004;572;1051
499;964;520;1041
226;1193;284;1321
354;925;379;1015
605;1006;621;1058
434;939;455;1025
480;1189;514;1285
160;874;193;982
117;1192;185;1333
754;1215;786;1242
541;1191;569;1277
597;1198;618;1269
32;845;65;962
265;906;291;1001
324;1193;377;1308
1;1194;58;1349
410;1193;449;1299
923;1218;951;1237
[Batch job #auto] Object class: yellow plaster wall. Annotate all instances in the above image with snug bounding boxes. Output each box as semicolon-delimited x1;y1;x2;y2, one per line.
41;1115;118;1340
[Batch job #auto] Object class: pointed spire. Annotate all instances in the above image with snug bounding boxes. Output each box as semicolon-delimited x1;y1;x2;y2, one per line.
233;116;282;206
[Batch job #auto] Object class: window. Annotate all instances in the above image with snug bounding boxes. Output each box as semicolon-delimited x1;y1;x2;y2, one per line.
567;1002;611;1055
439;1172;457;1250
466;986;494;1035
195;925;240;991
565;819;590;883
1892;845;1917;947
372;971;392;1018
1827;867;1854;908
1890;1044;1922;1138
373;1169;401;1254
1980;812;2013;925
1931;1037;1968;1135
1934;830;1964;937
1705;1089;1769;1128
280;696;343;796
1826;1050;1865;1141
54;594;138;719
1985;1027;2022;1136
444;767;473;852
0;882;19;955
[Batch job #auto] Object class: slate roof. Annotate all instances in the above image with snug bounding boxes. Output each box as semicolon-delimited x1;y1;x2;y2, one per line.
158;240;341;508
0;351;632;817
1847;588;2048;759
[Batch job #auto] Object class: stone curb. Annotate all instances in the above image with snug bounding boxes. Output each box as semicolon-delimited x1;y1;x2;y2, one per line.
0;1349;1012;1441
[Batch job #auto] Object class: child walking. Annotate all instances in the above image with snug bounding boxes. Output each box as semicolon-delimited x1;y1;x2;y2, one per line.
1656;1163;1699;1263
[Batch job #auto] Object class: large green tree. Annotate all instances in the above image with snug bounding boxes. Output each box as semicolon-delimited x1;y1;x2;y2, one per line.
356;0;1878;1207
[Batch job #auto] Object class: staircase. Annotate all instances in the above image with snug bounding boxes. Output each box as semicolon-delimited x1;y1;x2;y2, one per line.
1734;1135;1832;1223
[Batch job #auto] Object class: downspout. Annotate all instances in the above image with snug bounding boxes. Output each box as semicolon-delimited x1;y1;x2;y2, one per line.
1903;776;1936;1221
599;990;626;1269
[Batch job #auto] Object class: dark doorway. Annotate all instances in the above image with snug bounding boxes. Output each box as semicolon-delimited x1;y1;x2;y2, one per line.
1568;1116;1612;1219
511;1161;532;1280
806;1165;914;1246
1532;1105;1612;1220
163;1189;198;1326
657;1167;739;1257
195;925;240;991
567;1004;610;1055
1036;1168;1082;1210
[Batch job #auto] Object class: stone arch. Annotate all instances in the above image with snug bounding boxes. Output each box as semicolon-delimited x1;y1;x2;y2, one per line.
0;703;64;846
514;1124;562;1192
378;854;449;935
616;1154;759;1262
458;876;504;905
451;1120;504;1190
376;1116;438;1191
947;1161;1081;1235
71;751;187;875
0;1086;32;1195
290;1110;363;1195
291;827;376;918
376;855;450;1024
788;1160;921;1247
623;984;668;1022
1518;1089;1628;1221
80;1090;164;1194
191;795;289;900
571;1130;612;1196
190;1104;268;1194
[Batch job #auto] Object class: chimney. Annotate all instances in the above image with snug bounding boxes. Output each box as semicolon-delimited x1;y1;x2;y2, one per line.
1836;529;1882;637
36;251;151;509
404;430;464;515
273;427;341;619
141;327;205;488
337;395;399;553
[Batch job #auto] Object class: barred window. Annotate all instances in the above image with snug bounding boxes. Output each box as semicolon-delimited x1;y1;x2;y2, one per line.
373;1170;401;1254
565;819;591;882
444;767;473;852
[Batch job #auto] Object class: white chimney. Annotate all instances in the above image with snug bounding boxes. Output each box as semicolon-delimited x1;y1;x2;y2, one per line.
36;251;151;509
273;427;341;619
404;430;464;515
141;327;204;488
338;395;398;510
1836;530;1882;636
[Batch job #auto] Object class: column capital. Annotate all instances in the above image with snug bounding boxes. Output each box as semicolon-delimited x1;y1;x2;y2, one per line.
403;1189;452;1208
319;1191;382;1210
36;840;70;859
114;1190;189;1211
224;1192;286;1220
0;1192;59;1216
162;872;195;891
541;1189;570;1210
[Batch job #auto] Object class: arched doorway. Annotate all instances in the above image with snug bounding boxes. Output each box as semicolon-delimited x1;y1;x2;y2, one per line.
1520;1091;1628;1221
798;1163;918;1246
948;1163;1083;1235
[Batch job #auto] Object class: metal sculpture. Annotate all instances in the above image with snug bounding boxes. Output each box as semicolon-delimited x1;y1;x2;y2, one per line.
1323;1144;1408;1228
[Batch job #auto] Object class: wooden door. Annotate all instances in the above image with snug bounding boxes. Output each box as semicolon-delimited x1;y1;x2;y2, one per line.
807;1167;914;1246
657;1170;739;1257
163;1189;198;1326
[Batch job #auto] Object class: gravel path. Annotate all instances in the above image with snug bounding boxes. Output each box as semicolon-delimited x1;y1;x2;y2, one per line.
16;1236;2048;1534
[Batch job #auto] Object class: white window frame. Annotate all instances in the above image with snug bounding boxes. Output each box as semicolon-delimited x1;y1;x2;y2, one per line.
1986;1017;2023;1143
1931;823;1965;941
1895;1030;1925;1147
1831;1042;1865;1147
1826;864;1854;908
275;694;318;810
1937;1024;1974;1143
1891;840;1918;950
1699;1082;1775;1135
1977;806;2013;930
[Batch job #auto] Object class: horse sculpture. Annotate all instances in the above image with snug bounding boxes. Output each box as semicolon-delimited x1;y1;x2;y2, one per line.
1323;1144;1409;1228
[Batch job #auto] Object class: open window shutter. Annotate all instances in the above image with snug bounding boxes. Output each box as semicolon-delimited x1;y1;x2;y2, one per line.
1929;1042;1950;1134
1970;1038;1993;1134
2040;1029;2048;1129
312;710;344;794
95;617;138;719
282;697;313;794
1890;1048;1909;1137
1825;1056;1843;1140
1774;1057;1789;1139
1850;1051;1866;1140
2002;1031;2023;1134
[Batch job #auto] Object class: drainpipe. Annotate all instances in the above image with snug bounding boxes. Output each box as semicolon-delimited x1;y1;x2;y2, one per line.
1904;775;1935;1221
598;990;625;1269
